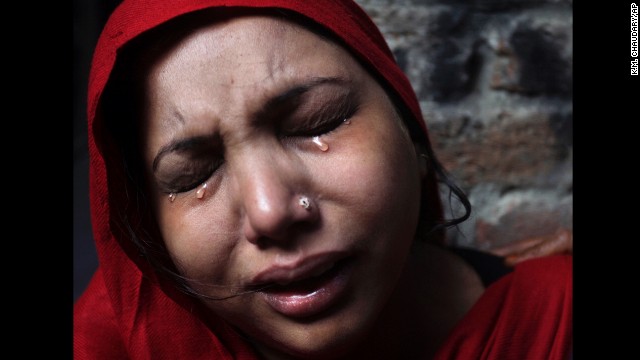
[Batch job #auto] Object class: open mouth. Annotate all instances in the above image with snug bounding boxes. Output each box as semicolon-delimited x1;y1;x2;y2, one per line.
263;258;345;293
258;258;354;318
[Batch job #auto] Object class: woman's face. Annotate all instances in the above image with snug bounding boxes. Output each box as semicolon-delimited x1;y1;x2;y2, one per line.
140;14;423;358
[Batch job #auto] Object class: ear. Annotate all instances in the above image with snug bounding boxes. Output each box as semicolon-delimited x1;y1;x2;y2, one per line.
413;141;428;181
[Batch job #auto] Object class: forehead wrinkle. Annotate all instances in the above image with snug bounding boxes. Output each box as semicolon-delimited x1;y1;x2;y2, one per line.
151;16;358;141
221;16;329;90
169;109;185;126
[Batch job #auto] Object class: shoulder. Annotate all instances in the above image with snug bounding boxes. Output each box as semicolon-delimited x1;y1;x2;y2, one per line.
478;254;573;304
74;267;260;360
434;255;573;360
500;254;572;314
497;254;572;321
513;253;572;283
74;268;129;359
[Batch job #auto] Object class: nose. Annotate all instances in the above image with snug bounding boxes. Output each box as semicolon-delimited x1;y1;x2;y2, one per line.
234;148;317;247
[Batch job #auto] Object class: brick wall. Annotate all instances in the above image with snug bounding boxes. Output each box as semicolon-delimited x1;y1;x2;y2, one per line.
354;0;573;250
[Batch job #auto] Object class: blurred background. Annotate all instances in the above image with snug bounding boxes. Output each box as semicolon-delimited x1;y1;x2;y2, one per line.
73;0;573;302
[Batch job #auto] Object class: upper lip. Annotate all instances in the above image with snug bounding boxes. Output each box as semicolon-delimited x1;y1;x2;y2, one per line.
250;251;350;287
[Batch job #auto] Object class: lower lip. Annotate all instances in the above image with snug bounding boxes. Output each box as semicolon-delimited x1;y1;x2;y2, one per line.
259;259;353;318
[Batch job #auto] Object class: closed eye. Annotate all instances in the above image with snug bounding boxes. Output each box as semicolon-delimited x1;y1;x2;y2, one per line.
157;158;223;194
153;135;224;194
281;90;359;138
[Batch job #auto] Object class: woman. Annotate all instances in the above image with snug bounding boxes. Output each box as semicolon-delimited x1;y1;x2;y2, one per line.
74;1;572;359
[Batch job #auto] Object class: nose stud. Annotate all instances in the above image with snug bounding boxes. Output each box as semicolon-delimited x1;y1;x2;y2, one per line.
299;196;311;210
168;193;176;202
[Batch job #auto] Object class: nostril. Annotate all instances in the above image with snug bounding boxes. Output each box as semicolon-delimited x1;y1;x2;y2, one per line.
243;194;319;248
254;237;269;250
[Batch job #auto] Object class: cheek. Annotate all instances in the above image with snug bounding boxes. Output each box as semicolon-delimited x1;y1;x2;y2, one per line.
151;184;239;284
311;112;422;289
321;117;420;229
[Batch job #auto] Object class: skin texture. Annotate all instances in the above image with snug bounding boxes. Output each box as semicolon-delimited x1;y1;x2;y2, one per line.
139;15;431;359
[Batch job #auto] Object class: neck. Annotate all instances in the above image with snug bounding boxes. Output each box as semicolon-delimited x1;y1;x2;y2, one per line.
348;241;485;359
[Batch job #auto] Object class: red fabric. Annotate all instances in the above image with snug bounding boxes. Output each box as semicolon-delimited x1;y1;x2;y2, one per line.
74;0;572;358
78;1;442;358
434;255;573;360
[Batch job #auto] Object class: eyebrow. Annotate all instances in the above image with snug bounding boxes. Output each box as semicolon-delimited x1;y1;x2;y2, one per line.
152;76;351;171
153;136;212;172
256;76;350;121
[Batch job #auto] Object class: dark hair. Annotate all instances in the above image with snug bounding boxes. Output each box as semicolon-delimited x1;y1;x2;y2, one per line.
100;7;471;300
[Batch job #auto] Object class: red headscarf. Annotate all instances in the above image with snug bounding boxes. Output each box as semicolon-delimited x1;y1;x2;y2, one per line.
75;1;571;359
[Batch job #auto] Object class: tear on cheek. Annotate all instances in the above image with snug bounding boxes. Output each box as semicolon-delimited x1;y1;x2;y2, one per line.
312;136;329;151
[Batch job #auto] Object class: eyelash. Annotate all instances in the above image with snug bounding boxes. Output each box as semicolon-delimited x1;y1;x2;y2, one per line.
164;159;223;194
293;115;351;138
166;110;355;195
287;102;358;138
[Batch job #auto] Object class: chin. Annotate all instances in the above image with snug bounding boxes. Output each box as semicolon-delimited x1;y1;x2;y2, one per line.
248;295;384;359
257;322;368;360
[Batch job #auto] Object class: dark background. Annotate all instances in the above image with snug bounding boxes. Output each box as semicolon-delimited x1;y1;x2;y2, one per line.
73;0;121;301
